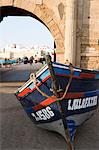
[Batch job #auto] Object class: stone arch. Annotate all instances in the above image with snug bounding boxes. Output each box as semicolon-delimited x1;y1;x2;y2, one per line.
0;0;64;54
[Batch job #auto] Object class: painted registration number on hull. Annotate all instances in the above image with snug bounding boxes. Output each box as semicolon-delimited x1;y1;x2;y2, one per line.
31;106;55;121
68;96;98;110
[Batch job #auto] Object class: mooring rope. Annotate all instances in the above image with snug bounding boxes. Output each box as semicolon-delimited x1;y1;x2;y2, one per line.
30;64;74;101
30;64;74;150
30;73;49;98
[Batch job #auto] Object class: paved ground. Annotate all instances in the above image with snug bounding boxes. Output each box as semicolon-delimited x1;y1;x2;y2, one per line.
0;92;67;150
0;63;43;82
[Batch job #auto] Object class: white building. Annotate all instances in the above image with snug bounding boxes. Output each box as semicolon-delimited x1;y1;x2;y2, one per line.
0;44;54;60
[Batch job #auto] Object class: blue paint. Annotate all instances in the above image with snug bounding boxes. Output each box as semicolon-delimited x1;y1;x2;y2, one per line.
39;69;50;81
85;90;99;97
67;120;76;143
29;83;35;90
54;67;70;75
95;74;99;79
0;59;16;64
28;69;50;90
73;71;80;76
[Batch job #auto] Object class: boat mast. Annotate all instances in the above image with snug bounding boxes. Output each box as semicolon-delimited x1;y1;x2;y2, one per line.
45;55;74;150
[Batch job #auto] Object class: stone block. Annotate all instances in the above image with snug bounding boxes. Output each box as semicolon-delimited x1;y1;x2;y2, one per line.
1;0;13;6
14;0;22;7
21;0;36;13
35;0;43;5
40;12;53;24
33;5;42;18
47;20;60;37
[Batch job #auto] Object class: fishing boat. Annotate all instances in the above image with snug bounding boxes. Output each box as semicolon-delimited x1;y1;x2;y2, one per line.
15;55;99;149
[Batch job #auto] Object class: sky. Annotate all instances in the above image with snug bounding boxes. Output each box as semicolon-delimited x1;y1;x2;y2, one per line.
0;16;54;49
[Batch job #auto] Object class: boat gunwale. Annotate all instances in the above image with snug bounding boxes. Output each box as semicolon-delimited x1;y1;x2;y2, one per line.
15;62;99;95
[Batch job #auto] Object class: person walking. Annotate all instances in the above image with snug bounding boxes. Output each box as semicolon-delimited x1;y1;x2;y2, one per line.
29;56;34;65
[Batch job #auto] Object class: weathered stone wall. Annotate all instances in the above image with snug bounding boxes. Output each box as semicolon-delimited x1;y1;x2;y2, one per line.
44;0;65;63
0;0;99;69
78;0;99;69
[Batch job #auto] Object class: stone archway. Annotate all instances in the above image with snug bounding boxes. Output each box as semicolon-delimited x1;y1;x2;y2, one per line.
0;0;65;62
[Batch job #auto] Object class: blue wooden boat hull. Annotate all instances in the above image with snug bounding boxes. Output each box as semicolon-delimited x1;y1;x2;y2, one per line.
15;62;99;144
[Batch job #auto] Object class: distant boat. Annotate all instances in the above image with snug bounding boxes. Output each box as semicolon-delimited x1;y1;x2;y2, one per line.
0;59;16;65
15;55;99;149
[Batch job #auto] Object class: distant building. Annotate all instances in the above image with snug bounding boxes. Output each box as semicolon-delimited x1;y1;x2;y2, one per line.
0;44;54;60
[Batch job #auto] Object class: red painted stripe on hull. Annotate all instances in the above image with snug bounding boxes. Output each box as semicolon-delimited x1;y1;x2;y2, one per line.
33;95;56;111
17;75;51;97
56;73;80;79
33;92;84;111
18;88;31;97
17;72;95;98
80;73;95;78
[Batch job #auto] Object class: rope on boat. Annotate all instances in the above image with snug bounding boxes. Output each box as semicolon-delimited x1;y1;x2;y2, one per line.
45;55;74;150
30;73;49;98
57;64;74;101
30;56;74;150
30;64;74;101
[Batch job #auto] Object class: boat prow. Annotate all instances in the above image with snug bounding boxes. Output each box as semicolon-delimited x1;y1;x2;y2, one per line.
15;55;99;149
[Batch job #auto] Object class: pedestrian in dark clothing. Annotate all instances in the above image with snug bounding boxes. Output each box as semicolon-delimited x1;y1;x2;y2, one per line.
30;59;33;65
29;56;34;65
